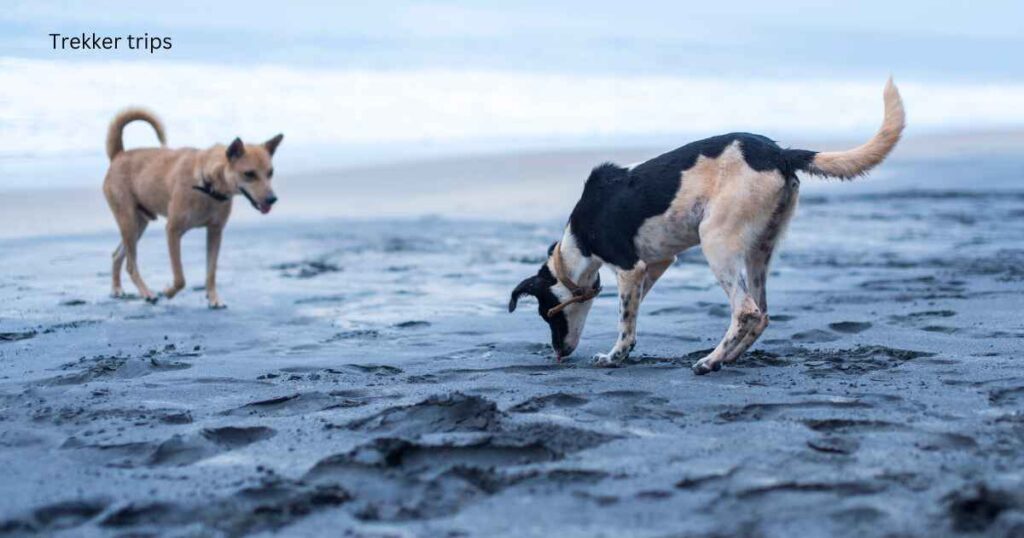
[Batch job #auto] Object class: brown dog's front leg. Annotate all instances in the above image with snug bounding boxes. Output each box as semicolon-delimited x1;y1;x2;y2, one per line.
206;225;226;309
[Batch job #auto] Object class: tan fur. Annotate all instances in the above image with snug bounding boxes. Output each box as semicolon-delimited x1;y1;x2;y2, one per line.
623;143;790;370
634;143;784;262
106;108;166;160
551;138;807;373
102;109;283;307
808;78;905;179
538;79;902;373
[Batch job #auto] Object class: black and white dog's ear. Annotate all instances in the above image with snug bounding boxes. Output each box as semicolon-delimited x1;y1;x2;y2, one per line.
509;275;542;312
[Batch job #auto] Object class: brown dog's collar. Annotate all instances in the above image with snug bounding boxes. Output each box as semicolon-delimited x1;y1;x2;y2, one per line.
546;242;601;317
192;175;230;202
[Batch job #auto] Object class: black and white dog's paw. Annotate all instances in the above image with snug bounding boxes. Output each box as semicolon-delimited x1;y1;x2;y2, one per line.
691;356;722;375
593;350;626;368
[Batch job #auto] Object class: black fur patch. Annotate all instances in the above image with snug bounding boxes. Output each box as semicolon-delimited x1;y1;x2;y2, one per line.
568;133;815;269
533;264;570;353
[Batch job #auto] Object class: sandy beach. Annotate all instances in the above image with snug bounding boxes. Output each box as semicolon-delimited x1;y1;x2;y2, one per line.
2;138;1024;536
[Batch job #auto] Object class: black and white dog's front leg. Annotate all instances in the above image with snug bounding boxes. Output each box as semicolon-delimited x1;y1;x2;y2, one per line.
593;265;645;367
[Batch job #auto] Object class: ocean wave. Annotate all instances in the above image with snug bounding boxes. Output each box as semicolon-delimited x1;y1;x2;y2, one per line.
3;57;1023;158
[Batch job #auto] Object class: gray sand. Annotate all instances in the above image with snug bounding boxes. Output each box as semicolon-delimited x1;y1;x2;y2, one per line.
1;149;1023;537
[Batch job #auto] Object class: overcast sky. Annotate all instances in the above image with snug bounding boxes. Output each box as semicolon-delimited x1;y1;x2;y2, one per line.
2;1;1021;81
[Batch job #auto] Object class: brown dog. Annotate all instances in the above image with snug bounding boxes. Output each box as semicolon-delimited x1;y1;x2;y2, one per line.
102;108;283;308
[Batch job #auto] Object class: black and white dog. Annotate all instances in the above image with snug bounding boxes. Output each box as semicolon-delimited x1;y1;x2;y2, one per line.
509;79;904;374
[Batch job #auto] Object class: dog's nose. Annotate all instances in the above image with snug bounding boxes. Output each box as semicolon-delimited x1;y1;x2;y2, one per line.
265;195;278;206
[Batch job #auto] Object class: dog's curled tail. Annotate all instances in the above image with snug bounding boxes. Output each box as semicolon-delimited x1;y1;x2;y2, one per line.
787;78;905;180
106;107;166;161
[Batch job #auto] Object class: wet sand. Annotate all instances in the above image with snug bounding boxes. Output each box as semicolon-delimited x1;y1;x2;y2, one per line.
1;144;1024;536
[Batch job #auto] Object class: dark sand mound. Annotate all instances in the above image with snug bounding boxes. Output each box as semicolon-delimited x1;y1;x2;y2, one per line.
308;394;618;522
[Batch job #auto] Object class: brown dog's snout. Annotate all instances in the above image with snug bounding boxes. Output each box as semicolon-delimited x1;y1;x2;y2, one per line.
265;194;278;206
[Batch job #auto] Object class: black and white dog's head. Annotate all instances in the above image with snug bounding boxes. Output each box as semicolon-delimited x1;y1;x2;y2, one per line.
508;242;598;359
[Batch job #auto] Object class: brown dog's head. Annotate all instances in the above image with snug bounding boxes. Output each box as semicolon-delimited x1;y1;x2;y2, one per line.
224;134;284;214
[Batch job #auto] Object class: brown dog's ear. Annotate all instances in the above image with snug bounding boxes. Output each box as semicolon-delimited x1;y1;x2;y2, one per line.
226;138;245;161
264;134;284;156
509;275;542;312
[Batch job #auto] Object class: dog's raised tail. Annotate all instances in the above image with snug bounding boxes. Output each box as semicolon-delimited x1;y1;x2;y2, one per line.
787;78;905;180
106;107;166;161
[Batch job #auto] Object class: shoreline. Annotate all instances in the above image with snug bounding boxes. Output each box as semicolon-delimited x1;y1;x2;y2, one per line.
2;129;1023;240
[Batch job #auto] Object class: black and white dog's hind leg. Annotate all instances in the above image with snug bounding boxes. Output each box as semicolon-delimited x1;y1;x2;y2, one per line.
692;231;766;375
720;246;773;364
711;189;794;369
594;258;674;367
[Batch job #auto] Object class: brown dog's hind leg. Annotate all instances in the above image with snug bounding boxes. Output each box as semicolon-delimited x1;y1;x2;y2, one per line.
111;242;126;297
111;212;150;299
162;221;187;299
114;211;157;303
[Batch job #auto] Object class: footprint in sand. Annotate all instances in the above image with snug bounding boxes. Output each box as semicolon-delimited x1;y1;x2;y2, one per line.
807;436;860;455
61;426;276;468
791;329;842;343
307;411;617;522
828;321;872;334
799;345;932;376
887;310;956;327
0;331;37;342
0;498;110;535
509;392;589;413
43;355;192;385
393;320;431;329
989;386;1024;408
96;481;349;535
272;259;342;279
344;392;502;436
718;399;872;422
920;325;960;334
223;391;380;417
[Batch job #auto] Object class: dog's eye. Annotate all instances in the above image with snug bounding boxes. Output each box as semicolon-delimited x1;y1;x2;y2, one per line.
243;171;257;180
267;168;274;179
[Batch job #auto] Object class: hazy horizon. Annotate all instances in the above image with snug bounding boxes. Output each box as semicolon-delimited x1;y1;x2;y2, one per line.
2;1;1022;190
